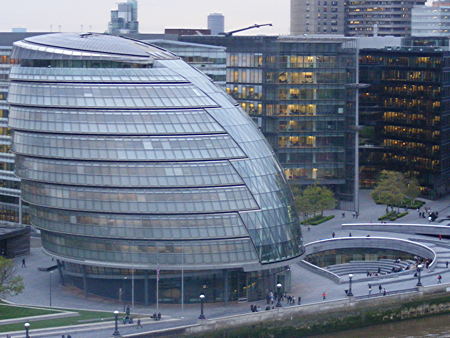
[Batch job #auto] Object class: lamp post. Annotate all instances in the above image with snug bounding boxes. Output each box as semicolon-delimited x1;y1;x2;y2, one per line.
24;322;30;338
348;274;354;297
49;270;54;307
113;310;120;336
198;294;206;319
276;283;282;307
416;264;423;287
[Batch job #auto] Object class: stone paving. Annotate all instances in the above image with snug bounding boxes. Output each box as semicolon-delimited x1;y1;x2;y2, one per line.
3;190;450;337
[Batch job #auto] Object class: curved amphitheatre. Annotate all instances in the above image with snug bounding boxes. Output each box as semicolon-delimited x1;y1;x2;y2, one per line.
301;236;438;284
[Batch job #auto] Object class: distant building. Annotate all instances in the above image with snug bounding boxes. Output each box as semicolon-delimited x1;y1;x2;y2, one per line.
108;0;139;35
148;40;226;86
359;37;450;198
290;0;345;35
346;0;426;37
164;28;211;36
207;13;225;35
412;1;450;36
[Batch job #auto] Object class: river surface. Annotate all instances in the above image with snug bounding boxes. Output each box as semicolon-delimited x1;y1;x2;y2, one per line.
315;314;450;338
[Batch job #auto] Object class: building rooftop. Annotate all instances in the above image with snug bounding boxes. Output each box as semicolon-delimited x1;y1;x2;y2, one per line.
22;33;177;59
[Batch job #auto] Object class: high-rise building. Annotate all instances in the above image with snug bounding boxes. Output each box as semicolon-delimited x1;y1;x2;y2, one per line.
8;33;304;304
108;0;139;35
207;13;225;35
346;0;426;37
290;0;345;35
181;35;359;209
359;37;450;198
412;1;450;36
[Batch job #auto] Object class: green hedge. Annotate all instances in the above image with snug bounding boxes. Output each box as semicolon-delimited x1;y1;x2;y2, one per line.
301;215;335;225
378;211;408;221
375;198;425;209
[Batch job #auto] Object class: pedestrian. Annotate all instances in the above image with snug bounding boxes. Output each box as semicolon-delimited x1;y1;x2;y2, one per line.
439;234;442;241
349;232;352;237
342;212;345;218
379;284;382;293
332;232;335;238
136;318;143;328
322;291;326;300
383;288;387;296
298;296;301;305
21;258;26;268
368;284;372;295
446;261;448;268
308;225;311;231
438;275;442;284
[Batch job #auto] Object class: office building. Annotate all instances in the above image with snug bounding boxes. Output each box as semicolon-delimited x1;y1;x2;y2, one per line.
108;0;139;35
359;37;450;198
8;33;304;303
290;0;345;35
346;0;426;37
412;1;450;36
148;40;226;86
208;13;225;35
181;35;358;209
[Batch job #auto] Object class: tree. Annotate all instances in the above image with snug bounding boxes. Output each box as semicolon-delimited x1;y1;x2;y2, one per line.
371;170;420;210
292;185;336;217
0;256;24;297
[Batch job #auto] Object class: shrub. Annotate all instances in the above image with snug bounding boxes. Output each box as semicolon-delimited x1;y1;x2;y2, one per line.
301;215;335;225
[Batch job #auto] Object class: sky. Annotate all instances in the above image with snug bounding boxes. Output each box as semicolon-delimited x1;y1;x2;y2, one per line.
0;0;290;35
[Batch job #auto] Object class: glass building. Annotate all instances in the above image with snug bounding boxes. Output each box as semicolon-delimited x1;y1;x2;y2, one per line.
359;39;450;198
181;35;358;208
146;40;226;87
8;33;304;304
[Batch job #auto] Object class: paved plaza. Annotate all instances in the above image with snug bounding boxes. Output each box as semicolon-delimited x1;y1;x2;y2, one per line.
4;190;450;337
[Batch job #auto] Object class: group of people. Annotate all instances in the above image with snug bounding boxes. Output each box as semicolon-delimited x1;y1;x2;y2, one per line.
418;207;438;222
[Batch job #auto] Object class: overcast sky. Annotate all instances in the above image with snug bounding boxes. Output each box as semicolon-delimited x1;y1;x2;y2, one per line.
0;0;290;35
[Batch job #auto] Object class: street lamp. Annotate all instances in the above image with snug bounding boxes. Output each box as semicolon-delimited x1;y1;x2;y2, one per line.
199;294;206;319
113;310;120;336
416;264;423;287
347;274;354;297
24;322;30;338
49;270;54;307
276;283;282;307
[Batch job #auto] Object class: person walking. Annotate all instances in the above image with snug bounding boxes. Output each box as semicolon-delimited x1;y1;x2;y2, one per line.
342;212;345;218
332;232;335;238
438;275;442;284
378;284;382;293
446;261;448;268
368;284;372;295
21;258;26;268
297;296;301;305
322;291;327;300
383;288;387;296
136;318;143;328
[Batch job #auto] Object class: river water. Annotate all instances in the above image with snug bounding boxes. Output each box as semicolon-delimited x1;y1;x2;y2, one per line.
315;314;450;338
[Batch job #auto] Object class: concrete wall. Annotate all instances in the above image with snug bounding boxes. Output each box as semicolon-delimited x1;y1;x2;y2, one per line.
127;284;450;337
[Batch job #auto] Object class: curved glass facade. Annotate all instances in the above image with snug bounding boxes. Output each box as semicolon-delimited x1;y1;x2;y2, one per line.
9;33;303;303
